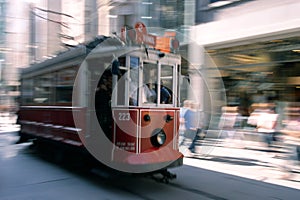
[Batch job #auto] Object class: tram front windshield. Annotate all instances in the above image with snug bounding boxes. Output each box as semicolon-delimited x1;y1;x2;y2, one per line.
128;59;173;107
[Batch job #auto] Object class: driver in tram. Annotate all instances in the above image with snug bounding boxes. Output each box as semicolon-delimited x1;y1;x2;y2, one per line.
160;85;171;104
129;83;157;106
129;68;171;105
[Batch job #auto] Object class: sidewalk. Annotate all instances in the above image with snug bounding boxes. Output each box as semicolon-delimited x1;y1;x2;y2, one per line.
181;136;300;190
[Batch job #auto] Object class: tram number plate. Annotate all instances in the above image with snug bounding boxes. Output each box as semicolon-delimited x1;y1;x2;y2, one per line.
118;113;130;121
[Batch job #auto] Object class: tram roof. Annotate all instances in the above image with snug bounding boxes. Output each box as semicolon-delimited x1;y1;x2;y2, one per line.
21;35;181;78
21;35;113;76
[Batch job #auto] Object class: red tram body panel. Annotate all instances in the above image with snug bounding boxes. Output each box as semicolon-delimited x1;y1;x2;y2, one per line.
18;106;84;147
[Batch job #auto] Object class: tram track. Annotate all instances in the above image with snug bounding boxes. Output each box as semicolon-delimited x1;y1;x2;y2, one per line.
94;171;229;200
112;179;228;200
166;182;228;200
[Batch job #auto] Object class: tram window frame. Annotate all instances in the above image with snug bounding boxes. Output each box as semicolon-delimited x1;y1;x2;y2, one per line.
32;74;53;104
114;54;179;108
142;61;158;106
21;78;34;105
55;67;77;104
159;63;175;106
128;56;140;107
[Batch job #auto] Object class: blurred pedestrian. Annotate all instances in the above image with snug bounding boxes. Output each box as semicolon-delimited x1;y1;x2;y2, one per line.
179;100;191;144
187;102;203;153
179;100;194;146
180;100;191;121
179;101;201;153
256;106;279;147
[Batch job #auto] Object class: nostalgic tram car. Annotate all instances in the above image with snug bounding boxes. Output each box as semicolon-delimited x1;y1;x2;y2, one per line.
18;26;183;179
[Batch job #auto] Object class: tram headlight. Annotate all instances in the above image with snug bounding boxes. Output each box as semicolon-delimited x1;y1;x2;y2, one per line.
144;114;151;122
151;129;166;147
165;114;173;122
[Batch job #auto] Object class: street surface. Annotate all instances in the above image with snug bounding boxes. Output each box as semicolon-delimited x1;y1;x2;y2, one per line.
0;125;300;199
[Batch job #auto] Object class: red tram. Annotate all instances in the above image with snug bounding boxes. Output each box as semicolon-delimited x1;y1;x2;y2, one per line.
18;25;183;179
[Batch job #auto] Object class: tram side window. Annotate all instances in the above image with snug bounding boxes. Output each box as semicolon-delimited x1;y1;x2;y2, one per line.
129;57;139;106
33;74;52;104
21;78;34;105
116;57;126;106
160;64;173;104
55;67;76;104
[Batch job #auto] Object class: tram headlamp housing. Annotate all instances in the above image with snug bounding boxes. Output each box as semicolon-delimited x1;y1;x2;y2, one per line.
151;129;166;147
144;114;151;122
165;114;173;122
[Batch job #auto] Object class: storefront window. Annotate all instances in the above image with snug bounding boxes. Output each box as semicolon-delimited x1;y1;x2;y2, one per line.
208;36;300;118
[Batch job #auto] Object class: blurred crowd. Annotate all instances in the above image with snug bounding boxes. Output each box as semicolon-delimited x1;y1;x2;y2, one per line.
179;99;300;176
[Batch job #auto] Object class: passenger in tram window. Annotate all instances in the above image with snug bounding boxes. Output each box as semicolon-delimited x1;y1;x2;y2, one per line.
95;71;113;140
147;83;157;103
160;86;171;104
130;83;157;105
143;83;156;103
160;82;172;104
